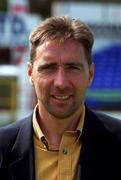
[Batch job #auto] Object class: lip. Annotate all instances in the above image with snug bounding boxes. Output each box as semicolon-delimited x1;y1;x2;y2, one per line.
51;94;72;101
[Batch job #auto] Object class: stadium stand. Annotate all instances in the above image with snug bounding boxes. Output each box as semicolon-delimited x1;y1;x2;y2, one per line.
86;44;121;110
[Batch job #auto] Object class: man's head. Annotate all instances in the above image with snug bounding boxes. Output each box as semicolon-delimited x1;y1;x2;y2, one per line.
29;16;94;66
28;16;94;119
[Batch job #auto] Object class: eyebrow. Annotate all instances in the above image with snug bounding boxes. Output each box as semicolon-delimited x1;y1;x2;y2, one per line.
37;62;57;70
37;61;84;71
64;62;84;67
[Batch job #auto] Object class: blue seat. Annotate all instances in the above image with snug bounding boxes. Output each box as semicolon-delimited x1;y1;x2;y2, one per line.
86;44;121;110
89;44;121;89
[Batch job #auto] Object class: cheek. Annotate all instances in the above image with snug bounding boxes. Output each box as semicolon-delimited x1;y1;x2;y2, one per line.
34;82;46;102
35;78;50;95
72;75;90;91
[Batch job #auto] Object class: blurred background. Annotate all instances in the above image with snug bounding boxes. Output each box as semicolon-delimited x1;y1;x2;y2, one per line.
0;0;121;126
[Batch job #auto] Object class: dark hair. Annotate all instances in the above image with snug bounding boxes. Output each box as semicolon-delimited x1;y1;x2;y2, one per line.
29;16;94;65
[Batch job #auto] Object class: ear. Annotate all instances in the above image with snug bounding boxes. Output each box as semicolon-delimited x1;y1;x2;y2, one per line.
88;63;94;85
27;62;34;85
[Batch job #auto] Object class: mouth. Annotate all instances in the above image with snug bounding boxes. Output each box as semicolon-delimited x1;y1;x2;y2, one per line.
51;95;72;101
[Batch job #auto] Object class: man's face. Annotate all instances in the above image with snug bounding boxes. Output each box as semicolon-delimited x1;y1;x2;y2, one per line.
28;38;94;119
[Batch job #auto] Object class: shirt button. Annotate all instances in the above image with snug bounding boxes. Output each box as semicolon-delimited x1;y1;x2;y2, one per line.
43;145;46;148
62;148;68;155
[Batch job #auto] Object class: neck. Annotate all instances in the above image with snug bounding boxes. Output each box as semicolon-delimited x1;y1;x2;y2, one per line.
37;104;84;149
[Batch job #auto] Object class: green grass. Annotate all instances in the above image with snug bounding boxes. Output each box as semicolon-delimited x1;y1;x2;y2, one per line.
86;89;121;102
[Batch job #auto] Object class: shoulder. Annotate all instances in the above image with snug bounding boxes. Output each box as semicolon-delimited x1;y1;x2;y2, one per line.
95;111;121;131
0;114;32;137
86;106;121;136
0;114;32;155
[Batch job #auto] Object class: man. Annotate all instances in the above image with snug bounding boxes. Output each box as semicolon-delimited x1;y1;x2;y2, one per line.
0;16;121;180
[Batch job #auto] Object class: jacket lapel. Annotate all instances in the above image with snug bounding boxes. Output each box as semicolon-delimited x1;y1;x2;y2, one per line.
77;164;81;180
77;107;100;180
9;116;35;180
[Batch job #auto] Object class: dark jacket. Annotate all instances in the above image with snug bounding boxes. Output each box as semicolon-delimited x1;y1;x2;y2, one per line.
0;107;121;180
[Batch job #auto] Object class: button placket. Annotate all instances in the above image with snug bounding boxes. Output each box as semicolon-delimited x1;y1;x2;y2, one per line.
58;147;72;180
62;148;68;155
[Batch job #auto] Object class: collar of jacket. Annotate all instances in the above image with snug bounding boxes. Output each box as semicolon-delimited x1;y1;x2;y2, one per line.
9;115;35;180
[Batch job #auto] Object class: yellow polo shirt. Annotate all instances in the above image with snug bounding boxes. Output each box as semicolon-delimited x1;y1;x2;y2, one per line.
33;105;85;180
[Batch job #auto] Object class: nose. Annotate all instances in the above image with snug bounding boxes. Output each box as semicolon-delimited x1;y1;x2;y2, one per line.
54;68;69;90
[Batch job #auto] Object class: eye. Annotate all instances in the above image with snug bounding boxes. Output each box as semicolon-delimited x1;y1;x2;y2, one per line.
66;64;83;71
71;65;80;70
38;64;57;73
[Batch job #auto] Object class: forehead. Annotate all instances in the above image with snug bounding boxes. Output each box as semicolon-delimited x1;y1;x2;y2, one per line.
37;38;83;54
34;38;85;64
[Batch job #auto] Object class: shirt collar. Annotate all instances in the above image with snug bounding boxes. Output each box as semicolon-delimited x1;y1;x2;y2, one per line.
33;104;85;140
77;105;85;133
33;104;44;140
